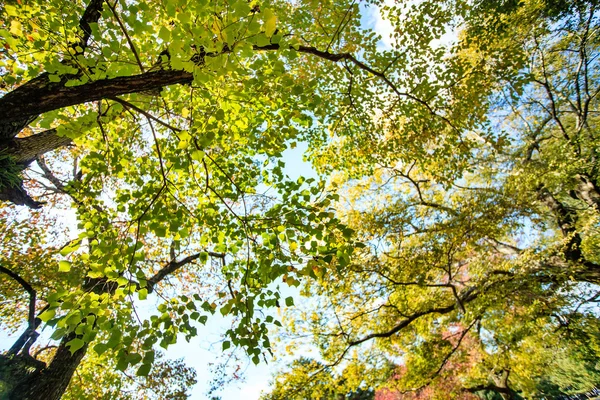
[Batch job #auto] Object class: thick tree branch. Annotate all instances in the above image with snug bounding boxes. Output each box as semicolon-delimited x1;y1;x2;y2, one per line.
0;0;104;140
36;156;66;192
536;186;600;278
4;129;72;165
0;265;36;330
0;70;194;126
0;43;441;133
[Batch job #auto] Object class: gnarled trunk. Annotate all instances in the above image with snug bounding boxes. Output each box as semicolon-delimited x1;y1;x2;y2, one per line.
4;332;88;400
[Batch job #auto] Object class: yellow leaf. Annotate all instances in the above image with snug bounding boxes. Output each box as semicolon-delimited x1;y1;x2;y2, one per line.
191;150;204;161
211;18;221;35
263;9;277;38
10;20;22;36
59;261;72;272
179;130;191;141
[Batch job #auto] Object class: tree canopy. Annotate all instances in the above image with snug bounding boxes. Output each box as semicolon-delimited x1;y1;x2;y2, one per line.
264;1;600;399
0;0;599;399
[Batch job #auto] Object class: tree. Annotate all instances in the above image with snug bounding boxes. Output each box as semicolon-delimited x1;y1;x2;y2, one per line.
3;1;599;399
262;357;378;400
61;351;196;399
263;0;600;399
0;0;388;398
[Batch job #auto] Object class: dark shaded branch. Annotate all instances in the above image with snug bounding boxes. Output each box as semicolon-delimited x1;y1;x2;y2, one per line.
536;186;600;277
433;318;478;376
464;383;514;396
346;286;479;348
0;265;41;356
0;265;36;330
486;238;522;256
36;156;66;192
0;70;194;126
9;331;89;400
76;0;105;55
110;97;181;132
407;317;480;394
537;187;577;236
147;251;225;292
575;174;600;209
0;182;44;209
0;0;104;140
32;345;58;358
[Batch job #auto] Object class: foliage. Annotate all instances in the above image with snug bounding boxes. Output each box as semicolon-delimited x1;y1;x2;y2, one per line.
264;0;600;399
0;151;22;189
263;357;378;400
0;0;599;398
0;0;377;397
61;350;196;399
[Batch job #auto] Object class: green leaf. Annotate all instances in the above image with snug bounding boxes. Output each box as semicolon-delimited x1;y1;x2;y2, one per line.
285;296;294;307
222;340;231;351
158;26;170;42
39;308;56;322
256;33;271;47
59;241;80;256
191;150;204;161
136;363;152;376
66;338;85;354
58;261;71;272
93;343;108;356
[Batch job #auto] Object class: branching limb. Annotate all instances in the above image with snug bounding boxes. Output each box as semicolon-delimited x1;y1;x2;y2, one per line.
36;156;66;193
0;266;36;331
0;265;38;356
485;238;522;256
147;251;225;292
105;0;145;72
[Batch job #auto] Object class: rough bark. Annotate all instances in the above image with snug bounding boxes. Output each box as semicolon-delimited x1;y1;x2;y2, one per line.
0;183;43;209
0;0;104;141
7;332;88;400
2;129;72;165
0;0;106;209
0;70;194;128
0;130;71;209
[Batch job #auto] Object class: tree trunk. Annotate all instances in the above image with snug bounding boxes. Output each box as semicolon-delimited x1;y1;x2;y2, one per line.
6;332;88;400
